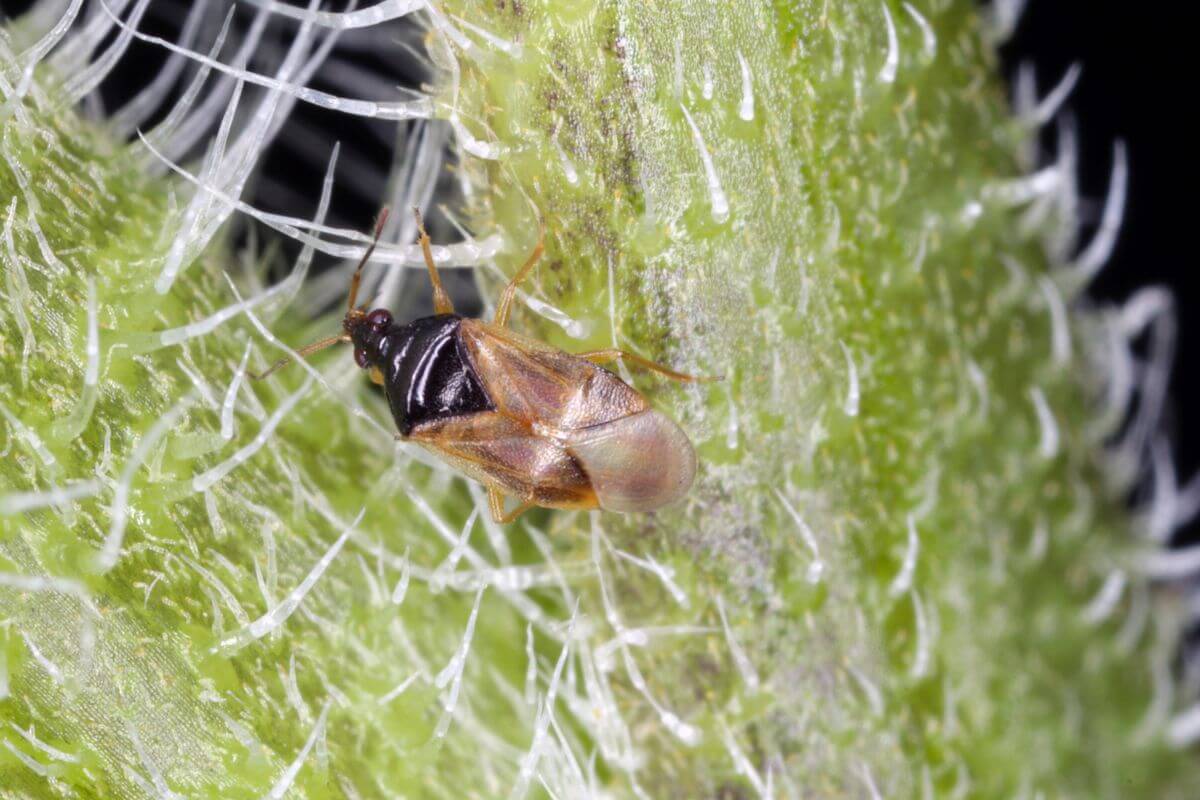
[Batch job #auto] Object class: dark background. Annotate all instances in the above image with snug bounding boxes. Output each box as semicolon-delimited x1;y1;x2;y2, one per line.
2;1;1196;540
999;2;1198;545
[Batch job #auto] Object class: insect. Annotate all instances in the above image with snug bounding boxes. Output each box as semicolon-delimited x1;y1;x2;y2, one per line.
256;209;709;523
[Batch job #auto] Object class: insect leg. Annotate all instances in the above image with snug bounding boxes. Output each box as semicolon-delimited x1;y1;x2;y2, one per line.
413;207;455;315
493;221;545;328
488;486;534;524
575;349;720;383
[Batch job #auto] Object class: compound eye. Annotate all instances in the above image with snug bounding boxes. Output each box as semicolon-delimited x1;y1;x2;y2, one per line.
366;308;392;330
354;347;370;369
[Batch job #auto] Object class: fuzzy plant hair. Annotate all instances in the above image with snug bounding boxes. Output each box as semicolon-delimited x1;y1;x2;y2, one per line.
2;1;1200;798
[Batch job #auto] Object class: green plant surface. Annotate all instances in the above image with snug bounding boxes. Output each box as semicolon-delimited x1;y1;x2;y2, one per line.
1;1;1196;798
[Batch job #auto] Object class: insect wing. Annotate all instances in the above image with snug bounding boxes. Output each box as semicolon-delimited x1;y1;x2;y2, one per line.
457;319;647;431
410;411;597;510
565;410;696;512
450;320;693;512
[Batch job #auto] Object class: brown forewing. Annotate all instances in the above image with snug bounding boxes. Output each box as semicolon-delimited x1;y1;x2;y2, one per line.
410;319;696;513
409;411;598;509
457;319;648;432
409;319;659;509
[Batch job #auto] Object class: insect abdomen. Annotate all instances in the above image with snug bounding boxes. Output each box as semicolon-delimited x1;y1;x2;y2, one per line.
381;315;495;436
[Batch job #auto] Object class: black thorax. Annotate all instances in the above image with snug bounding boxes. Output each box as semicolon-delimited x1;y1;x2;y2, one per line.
356;314;494;436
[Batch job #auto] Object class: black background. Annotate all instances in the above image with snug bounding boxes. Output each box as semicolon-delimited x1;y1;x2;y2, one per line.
2;1;1196;540
1000;2;1198;545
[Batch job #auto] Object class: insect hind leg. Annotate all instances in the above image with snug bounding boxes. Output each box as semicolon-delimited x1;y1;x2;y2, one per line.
494;221;545;328
488;487;534;524
576;349;719;384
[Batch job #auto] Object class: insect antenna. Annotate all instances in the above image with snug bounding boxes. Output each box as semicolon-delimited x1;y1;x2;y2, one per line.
249;208;391;381
249;334;351;381
348;207;391;313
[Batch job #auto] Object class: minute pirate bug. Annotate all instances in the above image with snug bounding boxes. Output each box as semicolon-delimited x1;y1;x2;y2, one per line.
253;209;713;524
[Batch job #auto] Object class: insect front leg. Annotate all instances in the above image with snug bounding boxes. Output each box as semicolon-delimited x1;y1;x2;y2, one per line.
412;208;455;315
575;349;719;384
493;221;545;328
487;487;534;524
